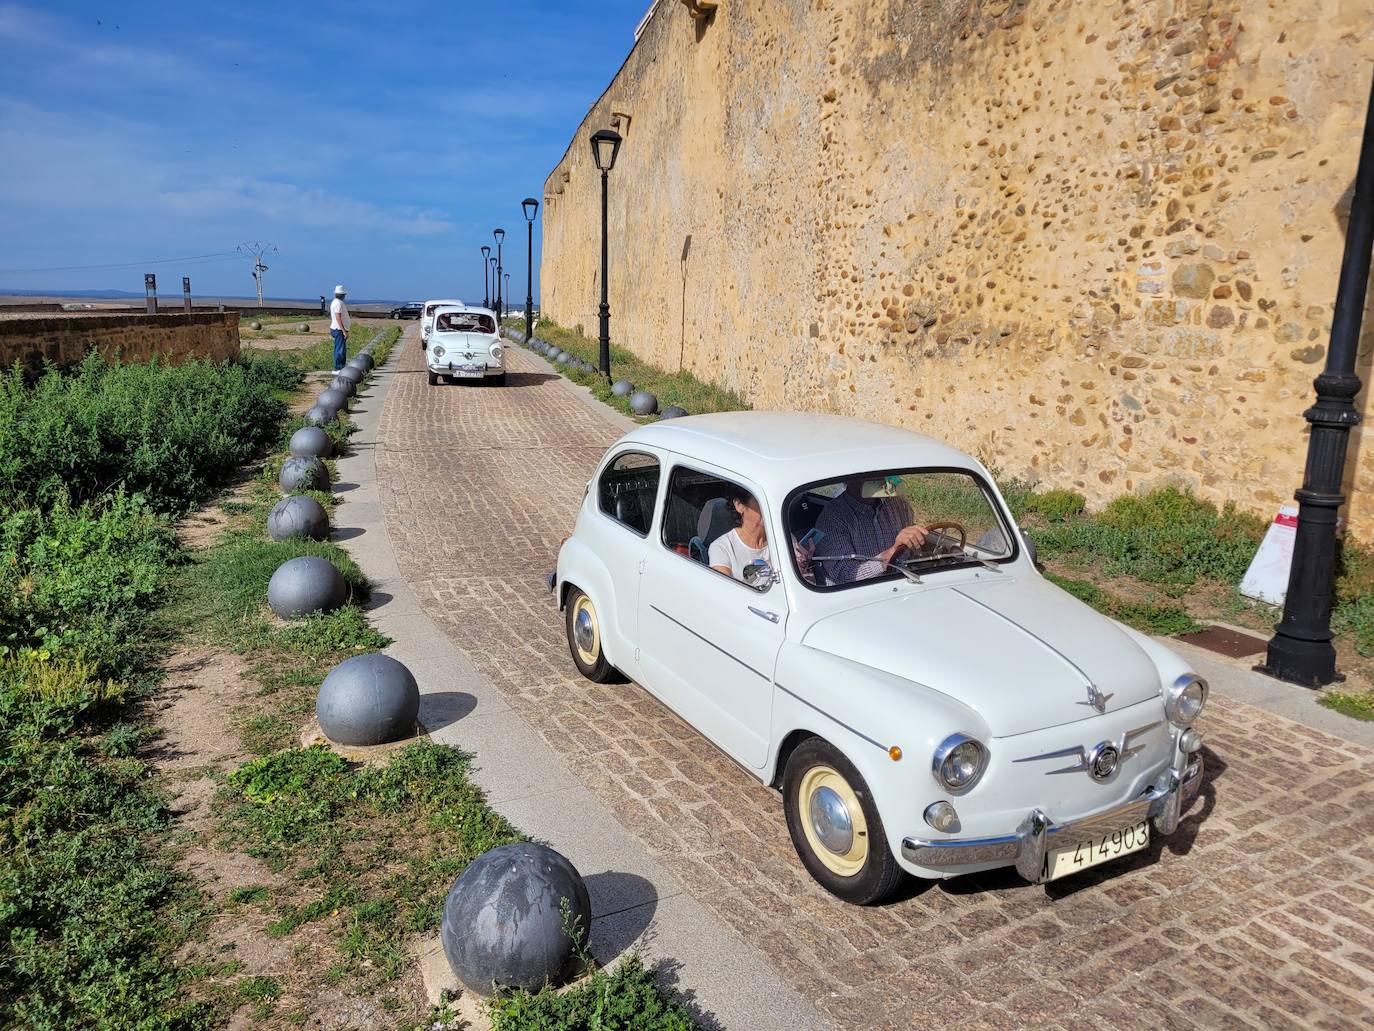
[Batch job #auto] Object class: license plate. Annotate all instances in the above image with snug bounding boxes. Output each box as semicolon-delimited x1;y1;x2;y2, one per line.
1043;819;1149;881
454;364;485;378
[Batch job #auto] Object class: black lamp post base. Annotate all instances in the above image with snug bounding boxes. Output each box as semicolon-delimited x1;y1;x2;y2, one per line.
1257;634;1341;688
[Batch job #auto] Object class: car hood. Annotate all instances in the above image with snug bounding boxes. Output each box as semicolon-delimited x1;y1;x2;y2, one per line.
800;574;1163;737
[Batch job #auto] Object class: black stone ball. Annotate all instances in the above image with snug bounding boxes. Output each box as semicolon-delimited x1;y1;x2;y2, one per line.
304;405;335;426
331;375;355;397
337;366;364;386
316;653;420;746
351;353;375;372
441;843;591;995
279;455;330;492
659;405;689;420
629;390;658;416
289;426;332;459
611;380;634;397
317;387;347;411
266;494;329;542
266;555;346;618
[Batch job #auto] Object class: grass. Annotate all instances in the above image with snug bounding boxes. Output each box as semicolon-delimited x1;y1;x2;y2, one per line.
517;319;749;420
243;322;400;375
1044;572;1201;637
1317;690;1374;721
487;953;696;1031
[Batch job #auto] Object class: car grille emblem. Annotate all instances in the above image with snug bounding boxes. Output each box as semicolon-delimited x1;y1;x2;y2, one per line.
1012;722;1160;778
1078;683;1114;714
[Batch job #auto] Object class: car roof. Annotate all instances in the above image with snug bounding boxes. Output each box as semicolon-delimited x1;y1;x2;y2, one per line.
424;298;464;306
618;411;982;498
430;303;494;317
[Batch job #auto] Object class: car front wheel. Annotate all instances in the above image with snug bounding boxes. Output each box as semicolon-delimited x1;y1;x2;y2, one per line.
783;737;903;905
427;371;438;385
564;587;616;683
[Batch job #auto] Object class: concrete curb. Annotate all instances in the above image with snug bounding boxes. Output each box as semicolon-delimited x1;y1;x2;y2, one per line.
332;325;830;1031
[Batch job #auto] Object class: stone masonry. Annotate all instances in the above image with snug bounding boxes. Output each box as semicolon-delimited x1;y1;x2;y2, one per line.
541;0;1374;537
0;312;240;371
378;339;1374;1029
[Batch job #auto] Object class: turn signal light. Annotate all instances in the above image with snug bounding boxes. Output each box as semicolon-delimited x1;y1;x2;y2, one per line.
1179;728;1203;754
924;801;960;833
888;745;903;762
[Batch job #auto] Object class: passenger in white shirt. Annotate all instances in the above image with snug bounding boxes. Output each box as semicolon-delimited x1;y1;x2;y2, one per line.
709;485;773;586
329;284;350;370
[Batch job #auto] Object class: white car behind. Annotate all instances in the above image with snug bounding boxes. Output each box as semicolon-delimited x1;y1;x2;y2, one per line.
421;298;464;344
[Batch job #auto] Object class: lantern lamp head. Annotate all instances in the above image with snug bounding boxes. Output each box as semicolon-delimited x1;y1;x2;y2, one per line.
590;128;622;172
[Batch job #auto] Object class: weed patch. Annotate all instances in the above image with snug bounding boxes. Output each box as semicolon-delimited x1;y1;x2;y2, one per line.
1317;689;1374;721
1044;573;1201;636
487;953;696;1031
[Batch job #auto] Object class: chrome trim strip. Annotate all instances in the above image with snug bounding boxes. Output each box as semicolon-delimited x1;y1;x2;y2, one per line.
775;682;888;754
648;604;769;681
1012;721;1162;775
951;586;1097;691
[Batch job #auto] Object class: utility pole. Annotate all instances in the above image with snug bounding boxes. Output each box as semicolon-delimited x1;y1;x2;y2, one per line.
237;242;278;309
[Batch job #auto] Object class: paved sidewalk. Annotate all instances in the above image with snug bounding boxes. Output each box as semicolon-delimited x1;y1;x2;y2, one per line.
331;325;827;1030
369;332;1374;1030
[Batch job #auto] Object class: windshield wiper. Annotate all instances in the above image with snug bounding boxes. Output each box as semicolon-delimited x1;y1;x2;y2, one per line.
811;554;923;584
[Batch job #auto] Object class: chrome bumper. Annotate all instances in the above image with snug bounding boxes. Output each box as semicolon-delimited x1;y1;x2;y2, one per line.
901;755;1203;883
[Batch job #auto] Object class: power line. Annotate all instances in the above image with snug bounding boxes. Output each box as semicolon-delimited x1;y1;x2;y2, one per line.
0;251;240;276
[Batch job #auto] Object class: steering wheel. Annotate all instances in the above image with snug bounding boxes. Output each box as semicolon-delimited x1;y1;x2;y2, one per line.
919;521;968;555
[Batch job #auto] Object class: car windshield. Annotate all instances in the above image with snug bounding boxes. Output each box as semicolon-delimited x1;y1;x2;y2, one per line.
434;311;494;333
786;469;1014;589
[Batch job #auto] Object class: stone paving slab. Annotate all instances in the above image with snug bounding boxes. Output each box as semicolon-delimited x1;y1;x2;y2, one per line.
332;326;828;1030
369;332;1374;1030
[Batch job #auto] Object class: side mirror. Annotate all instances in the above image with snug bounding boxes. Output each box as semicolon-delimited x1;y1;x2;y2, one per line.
1021;529;1039;567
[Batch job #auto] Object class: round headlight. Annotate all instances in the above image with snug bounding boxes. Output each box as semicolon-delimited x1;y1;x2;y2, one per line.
432;344;445;358
932;733;987;792
491;344;503;360
1164;674;1208;726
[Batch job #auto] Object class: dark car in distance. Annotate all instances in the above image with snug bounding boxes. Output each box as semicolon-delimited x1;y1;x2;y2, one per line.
389;302;424;320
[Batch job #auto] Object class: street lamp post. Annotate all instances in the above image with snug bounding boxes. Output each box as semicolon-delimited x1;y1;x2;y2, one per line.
493;228;505;319
489;257;498;313
504;274;510;317
1261;71;1374;687
590;127;622;381
522;197;539;342
481;245;491;308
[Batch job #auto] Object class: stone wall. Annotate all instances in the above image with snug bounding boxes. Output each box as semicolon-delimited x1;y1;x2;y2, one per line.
0;312;240;372
541;0;1374;536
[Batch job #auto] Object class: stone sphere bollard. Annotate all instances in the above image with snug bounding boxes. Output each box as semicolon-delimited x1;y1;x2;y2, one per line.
316;653;420;746
338;365;364;386
331;375;355;397
298;323;311;333
249;320;263;331
266;555;346;619
629;390;658;416
304;405;335;426
441;843;591;994
279;455;330;492
289;425;332;459
578;360;596;375
317;387;347;411
611;379;634;397
266;495;329;542
348;354;373;373
558;352;575;365
659;405;688;420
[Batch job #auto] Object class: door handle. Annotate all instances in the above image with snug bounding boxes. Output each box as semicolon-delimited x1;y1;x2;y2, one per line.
749;606;780;624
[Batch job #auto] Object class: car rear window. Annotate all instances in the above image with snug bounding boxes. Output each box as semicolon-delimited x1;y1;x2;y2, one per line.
434;312;495;333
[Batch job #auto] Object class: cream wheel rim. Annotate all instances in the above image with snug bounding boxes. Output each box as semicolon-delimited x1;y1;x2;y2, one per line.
798;764;868;877
571;595;601;667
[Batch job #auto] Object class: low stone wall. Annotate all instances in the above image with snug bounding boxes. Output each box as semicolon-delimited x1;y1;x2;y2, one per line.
0;312;240;373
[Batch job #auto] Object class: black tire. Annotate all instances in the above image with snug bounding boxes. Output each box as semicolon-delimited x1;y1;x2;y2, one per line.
427;371;438;385
564;587;617;683
782;737;903;905
443;375;456;384
493;372;507;387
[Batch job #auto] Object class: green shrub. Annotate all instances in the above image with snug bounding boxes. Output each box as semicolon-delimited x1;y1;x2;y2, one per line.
1025;488;1086;522
0;658;207;1030
0;353;287;514
1045;573;1200;636
0;493;174;679
487;953;696;1031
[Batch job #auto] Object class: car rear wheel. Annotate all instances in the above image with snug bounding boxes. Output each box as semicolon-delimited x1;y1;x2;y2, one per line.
427;371;438;386
783;738;903;905
565;587;616;683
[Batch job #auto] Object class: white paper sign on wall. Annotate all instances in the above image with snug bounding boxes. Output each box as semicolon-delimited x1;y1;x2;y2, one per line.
1240;506;1299;606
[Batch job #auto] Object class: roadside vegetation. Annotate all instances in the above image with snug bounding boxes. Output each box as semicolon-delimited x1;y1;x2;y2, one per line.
519;318;750;420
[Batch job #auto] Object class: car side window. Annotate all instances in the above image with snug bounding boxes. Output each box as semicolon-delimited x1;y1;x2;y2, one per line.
661;465;773;591
597;452;660;537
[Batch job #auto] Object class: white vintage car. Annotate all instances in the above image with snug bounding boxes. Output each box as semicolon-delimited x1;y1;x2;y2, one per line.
420;298;465;344
423;305;505;386
554;412;1207;904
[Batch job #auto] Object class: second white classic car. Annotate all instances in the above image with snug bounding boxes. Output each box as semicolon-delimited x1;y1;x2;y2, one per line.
554;411;1207;904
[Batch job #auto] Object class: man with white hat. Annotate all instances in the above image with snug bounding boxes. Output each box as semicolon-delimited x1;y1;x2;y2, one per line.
329;284;350;370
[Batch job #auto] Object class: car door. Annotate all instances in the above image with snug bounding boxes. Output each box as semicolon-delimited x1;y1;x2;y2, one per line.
635;461;785;770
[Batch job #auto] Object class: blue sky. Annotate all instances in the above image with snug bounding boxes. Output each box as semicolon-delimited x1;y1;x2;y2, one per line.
0;0;648;302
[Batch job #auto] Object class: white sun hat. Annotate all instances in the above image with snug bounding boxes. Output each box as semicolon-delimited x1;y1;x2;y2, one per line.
334;284;347;295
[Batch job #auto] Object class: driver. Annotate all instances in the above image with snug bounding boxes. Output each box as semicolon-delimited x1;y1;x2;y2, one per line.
813;476;928;584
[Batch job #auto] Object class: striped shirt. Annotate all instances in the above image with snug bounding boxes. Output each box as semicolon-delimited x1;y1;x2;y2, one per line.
814;489;915;584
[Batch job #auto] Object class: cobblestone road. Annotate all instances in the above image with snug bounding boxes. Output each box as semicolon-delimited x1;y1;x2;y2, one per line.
377;336;1374;1029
